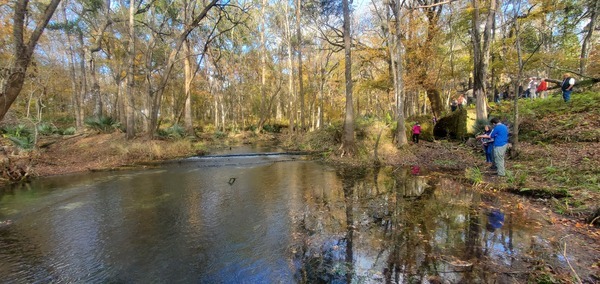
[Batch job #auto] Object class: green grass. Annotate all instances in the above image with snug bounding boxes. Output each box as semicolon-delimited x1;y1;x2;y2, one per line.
465;167;483;185
433;159;457;167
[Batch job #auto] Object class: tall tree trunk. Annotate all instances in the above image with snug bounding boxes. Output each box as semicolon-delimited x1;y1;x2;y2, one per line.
183;39;195;135
87;0;112;119
125;0;136;139
580;0;599;74
317;50;332;130
420;2;444;118
63;2;84;130
284;1;296;132
512;1;523;158
115;77;124;123
341;0;355;156
471;0;497;121
90;54;103;118
0;0;62;122
257;0;268;132
391;1;407;146
296;0;305;131
77;32;88;124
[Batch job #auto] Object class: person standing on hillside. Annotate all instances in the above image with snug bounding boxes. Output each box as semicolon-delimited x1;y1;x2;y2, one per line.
561;73;575;103
527;78;538;99
536;78;548;99
457;94;466;109
477;118;509;177
480;125;494;165
412;122;421;144
450;99;458;111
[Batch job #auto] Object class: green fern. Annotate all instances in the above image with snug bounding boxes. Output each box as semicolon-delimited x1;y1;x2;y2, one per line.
1;124;32;138
158;124;186;139
465;167;484;185
61;127;76;135
85;116;120;132
37;122;59;135
8;136;35;149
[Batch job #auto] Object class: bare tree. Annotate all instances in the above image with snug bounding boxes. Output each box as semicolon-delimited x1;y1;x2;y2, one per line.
146;0;220;137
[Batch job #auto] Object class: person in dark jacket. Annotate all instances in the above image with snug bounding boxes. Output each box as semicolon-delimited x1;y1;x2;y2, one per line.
481;125;494;165
477;118;509;176
561;73;575;103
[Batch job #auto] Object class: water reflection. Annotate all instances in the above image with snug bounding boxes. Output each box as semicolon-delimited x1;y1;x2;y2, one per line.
0;159;589;283
293;167;580;283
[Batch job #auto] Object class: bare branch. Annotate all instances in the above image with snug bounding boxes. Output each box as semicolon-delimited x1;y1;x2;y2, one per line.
413;0;458;9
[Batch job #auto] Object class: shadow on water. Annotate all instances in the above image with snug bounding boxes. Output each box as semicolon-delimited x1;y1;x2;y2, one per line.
0;155;596;283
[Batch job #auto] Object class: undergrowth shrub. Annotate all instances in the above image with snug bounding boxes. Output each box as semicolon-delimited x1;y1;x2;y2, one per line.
158;124;185;139
262;123;285;133
8;136;35;149
37;122;60;135
62;127;76;135
214;131;227;139
302;122;342;151
85;116;120;133
465;167;483;185
1;124;34;149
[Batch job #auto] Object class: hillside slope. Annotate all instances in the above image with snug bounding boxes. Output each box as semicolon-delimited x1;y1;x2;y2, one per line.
486;92;599;223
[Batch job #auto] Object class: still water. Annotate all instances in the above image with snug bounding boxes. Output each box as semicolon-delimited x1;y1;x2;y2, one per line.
0;152;584;283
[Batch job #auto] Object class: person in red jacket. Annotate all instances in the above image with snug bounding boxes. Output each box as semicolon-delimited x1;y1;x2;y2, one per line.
412;122;421;144
536;78;548;99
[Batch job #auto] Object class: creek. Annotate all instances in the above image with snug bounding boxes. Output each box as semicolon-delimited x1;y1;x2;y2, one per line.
0;148;592;283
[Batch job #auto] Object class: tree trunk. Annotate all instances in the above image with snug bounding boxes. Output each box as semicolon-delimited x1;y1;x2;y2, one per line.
90;54;103;118
183;39;195;136
340;0;355;156
512;1;523;158
284;1;296;132
125;0;136;139
63;3;84;130
420;3;444;118
86;0;112;120
296;0;305;131
471;0;496;121
148;0;219;138
77;32;88;126
392;1;407;146
580;0;599;74
425;88;443;119
257;0;268;132
0;0;62;122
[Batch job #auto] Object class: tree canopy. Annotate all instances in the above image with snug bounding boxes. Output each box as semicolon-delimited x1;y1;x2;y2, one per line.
0;0;597;140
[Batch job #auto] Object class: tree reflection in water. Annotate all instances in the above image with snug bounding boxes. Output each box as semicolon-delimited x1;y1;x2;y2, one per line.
293;166;537;283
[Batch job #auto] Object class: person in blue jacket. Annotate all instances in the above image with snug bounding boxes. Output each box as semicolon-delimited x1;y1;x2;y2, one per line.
477;118;509;176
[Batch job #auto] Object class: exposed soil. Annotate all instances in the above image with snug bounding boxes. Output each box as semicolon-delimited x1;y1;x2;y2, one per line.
32;133;132;176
